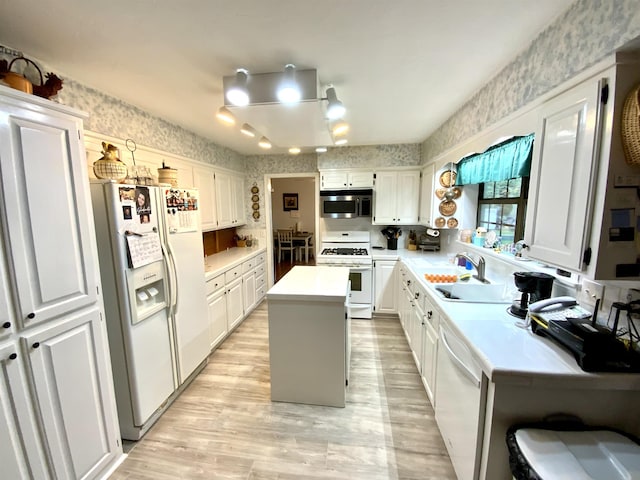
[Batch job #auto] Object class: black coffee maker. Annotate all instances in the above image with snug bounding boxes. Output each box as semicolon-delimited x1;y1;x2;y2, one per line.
508;272;555;318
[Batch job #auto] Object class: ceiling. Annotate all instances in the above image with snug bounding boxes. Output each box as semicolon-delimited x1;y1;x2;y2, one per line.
0;0;574;155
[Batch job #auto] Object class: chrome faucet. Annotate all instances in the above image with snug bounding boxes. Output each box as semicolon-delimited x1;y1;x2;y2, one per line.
455;252;489;284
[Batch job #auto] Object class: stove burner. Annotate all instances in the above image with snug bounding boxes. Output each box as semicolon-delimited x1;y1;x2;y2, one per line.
321;247;369;256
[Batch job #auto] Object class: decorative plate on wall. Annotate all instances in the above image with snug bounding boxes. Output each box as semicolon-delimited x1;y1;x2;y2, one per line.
435;217;446;228
439;170;457;188
438;200;457;216
251;194;259;202
447;217;459;228
435;188;447;199
252;211;260;219
251;185;259;194
252;203;260;210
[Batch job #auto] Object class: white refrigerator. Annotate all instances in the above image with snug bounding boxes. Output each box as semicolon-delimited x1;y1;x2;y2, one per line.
90;181;210;440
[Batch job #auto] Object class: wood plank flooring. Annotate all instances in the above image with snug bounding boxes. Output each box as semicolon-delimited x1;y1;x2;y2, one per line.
110;302;456;479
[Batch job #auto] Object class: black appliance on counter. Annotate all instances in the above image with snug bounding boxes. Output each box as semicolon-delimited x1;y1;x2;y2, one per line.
508;271;555;318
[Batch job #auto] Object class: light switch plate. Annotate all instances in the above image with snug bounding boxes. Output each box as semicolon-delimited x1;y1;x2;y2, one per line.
578;279;604;308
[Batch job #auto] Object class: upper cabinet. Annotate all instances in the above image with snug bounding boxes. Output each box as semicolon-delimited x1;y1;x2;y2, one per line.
214;170;246;229
525;55;640;280
320;170;374;190
373;170;420;225
525;77;604;271
418;164;435;226
192;166;218;231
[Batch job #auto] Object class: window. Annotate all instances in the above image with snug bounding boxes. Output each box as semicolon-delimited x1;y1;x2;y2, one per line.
477;177;528;244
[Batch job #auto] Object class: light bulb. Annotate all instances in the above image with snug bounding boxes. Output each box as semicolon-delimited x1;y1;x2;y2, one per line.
289;147;301;154
315;147;327;153
240;123;256;137
258;137;272;149
216;106;235;125
226;69;250;106
335;138;348;145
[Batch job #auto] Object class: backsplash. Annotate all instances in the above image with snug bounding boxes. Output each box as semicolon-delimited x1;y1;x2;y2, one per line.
422;0;640;161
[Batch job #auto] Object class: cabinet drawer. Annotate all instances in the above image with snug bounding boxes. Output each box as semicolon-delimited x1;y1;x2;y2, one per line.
255;273;265;289
254;261;265;277
225;265;242;283
255;253;266;264
206;274;224;296
242;258;256;273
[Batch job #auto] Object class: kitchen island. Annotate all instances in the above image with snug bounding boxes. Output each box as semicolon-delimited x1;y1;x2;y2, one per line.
267;266;350;407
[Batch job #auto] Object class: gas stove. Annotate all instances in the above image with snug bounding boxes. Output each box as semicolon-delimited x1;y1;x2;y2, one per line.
316;231;372;266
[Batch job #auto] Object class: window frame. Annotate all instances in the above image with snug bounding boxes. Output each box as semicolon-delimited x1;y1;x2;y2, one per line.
477;176;529;243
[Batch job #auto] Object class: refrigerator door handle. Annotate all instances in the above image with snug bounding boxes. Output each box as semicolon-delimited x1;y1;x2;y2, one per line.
167;241;179;314
161;242;178;318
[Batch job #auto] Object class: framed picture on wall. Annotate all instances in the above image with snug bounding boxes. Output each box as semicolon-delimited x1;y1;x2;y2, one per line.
283;193;298;211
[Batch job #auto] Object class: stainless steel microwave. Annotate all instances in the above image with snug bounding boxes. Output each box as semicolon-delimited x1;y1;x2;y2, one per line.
320;189;373;218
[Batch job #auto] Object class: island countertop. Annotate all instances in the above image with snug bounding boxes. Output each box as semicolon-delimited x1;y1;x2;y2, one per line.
267;266;350;303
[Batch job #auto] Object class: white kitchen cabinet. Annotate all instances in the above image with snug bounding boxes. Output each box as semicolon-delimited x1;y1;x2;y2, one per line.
215;171;246;228
525;77;604;271
192;165;218;231
418;163;435;226
242;270;257;313
0;340;50;479
320;170;374;189
226;277;244;331
410;292;424;371
373;170;420;225
206;274;227;351
420;296;439;406
0;88;122;479
24;308;120;480
373;260;398;314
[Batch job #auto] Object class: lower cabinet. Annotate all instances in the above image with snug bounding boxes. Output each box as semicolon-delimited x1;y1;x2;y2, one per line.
420;298;439;405
20;308;121;480
242;271;256;313
207;275;227;351
373;260;398;314
226;278;244;332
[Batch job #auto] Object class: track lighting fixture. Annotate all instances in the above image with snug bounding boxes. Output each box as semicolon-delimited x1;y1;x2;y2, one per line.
277;64;301;104
288;147;301;154
334;138;348;146
258;136;272;149
315;147;327;153
332;121;349;136
216;106;236;125
240;123;257;137
226;68;250;106
325;86;346;120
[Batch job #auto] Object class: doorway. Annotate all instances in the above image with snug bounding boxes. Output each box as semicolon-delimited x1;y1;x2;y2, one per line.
265;173;319;284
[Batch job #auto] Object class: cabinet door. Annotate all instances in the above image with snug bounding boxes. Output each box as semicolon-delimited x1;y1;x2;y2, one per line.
525;78;605;271
192;166;217;231
226;278;244;331
24;307;120;480
0;105;98;329
373;260;397;314
321;171;348;189
0;341;50;479
207;289;227;351
396;171;420;224
373;171;398;224
421;301;439;405
232;174;246;226
348;171;374;188
419;164;435;226
214;171;234;228
170;159;194;188
242;271;256;313
0;240;13;343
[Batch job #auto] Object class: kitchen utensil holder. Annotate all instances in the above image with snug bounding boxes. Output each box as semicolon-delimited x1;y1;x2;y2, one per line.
387;237;398;250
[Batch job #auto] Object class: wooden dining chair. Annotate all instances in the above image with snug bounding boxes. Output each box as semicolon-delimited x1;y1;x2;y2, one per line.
277;229;295;263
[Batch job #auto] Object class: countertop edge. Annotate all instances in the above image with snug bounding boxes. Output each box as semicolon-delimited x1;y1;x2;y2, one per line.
204;246;266;280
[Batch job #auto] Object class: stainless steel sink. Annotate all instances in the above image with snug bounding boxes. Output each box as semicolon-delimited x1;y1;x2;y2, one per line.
431;283;511;303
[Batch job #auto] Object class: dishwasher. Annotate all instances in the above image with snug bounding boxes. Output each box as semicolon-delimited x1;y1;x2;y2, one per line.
435;316;487;480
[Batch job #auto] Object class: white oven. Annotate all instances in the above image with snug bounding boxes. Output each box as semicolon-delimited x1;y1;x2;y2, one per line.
317;231;373;319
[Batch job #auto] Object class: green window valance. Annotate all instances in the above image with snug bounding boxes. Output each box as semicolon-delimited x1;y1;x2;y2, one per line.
456;133;534;185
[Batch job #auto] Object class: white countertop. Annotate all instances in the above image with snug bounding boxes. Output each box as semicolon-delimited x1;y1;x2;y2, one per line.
204;246;266;280
392;249;640;389
267;266;350;303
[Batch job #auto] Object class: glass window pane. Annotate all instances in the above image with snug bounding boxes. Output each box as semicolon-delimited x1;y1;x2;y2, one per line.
495;180;509;198
500;225;516;244
483;182;495;199
502;205;518;226
507;178;522;198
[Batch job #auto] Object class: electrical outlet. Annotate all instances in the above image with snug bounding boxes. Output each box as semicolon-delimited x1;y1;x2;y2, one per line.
626;288;640;303
578;279;604;308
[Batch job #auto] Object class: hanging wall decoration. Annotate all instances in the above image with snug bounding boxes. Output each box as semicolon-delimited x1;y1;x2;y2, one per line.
251;183;260;220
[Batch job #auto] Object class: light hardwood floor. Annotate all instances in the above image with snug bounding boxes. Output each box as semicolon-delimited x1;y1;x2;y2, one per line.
110;301;456;479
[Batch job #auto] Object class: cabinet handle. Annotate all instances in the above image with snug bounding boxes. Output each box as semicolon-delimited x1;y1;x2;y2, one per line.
415;292;420;299
32;342;40;349
427;310;433;319
407;280;411;285
2;321;10;329
27;312;35;320
9;353;17;360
